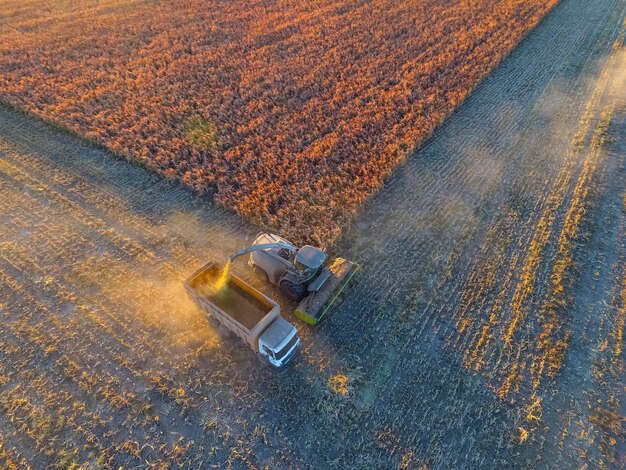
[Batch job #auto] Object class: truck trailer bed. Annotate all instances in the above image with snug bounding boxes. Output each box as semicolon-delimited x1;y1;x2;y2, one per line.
185;262;276;332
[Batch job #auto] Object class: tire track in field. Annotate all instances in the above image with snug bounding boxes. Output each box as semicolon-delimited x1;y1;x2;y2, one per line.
501;28;626;403
529;110;626;468
457;14;626;393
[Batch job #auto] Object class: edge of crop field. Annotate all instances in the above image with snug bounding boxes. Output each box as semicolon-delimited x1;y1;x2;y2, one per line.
0;98;233;209
343;0;565;236
2;0;564;250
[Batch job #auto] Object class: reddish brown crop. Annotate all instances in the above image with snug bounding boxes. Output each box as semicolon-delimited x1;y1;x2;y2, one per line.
0;0;558;245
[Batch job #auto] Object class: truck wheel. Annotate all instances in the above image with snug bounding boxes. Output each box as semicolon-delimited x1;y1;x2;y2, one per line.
252;264;270;283
279;279;306;301
217;323;232;339
256;352;271;369
207;315;220;329
209;316;230;339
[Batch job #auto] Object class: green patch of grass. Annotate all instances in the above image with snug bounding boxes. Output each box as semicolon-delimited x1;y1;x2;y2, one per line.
184;115;218;152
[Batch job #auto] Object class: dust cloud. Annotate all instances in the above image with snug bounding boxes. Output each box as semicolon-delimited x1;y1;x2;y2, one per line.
103;266;221;354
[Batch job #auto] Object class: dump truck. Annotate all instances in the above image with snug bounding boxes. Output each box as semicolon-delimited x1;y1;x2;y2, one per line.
229;232;358;324
184;261;300;368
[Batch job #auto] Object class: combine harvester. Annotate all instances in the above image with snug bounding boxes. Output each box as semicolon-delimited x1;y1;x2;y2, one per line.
228;233;358;325
185;232;356;366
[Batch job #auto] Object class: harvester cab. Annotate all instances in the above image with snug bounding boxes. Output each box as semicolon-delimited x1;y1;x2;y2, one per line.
228;232;358;324
229;233;331;300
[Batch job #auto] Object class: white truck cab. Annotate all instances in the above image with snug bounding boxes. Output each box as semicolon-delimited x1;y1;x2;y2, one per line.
258;317;301;367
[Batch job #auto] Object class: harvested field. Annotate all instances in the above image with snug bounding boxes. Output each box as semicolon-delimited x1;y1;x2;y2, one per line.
0;0;559;245
1;0;626;469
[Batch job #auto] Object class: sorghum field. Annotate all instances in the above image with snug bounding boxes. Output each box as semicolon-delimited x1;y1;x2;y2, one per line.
1;0;626;469
0;0;560;245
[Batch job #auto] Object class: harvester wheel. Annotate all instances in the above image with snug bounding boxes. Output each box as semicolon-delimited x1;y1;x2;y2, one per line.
279;279;306;301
